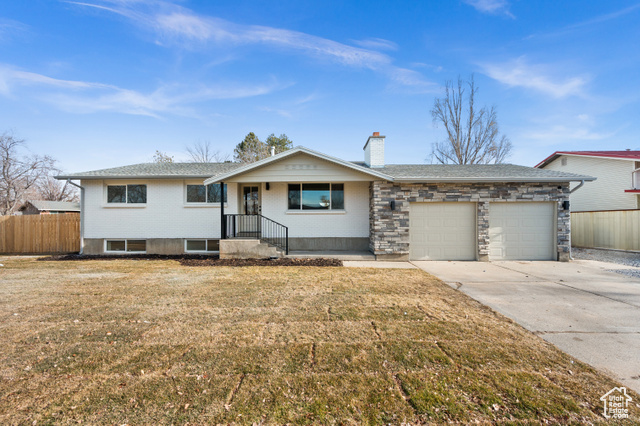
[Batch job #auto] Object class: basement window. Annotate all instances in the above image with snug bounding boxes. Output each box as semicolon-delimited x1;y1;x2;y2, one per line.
105;240;146;253
107;184;147;203
185;239;219;252
287;183;344;210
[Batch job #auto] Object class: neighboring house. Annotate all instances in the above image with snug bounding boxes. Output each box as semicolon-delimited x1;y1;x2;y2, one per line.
18;200;81;215
56;133;593;261
536;151;640;212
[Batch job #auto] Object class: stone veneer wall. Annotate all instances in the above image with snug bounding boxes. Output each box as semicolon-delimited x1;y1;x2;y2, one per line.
369;181;571;261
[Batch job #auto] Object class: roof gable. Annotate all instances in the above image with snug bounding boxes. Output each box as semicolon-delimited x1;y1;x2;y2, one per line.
536;151;640;168
204;146;392;184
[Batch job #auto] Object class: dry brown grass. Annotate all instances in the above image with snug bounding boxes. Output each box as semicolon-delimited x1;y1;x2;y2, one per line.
0;257;638;424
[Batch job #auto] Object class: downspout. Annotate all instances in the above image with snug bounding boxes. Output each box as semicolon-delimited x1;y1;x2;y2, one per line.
570;180;585;193
66;180;84;255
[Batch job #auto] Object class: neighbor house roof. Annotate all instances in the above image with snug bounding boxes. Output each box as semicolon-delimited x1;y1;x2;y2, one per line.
57;148;594;183
19;200;80;212
56;162;243;180
536;150;640;168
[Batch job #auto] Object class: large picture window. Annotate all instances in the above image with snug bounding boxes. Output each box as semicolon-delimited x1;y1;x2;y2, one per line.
107;184;147;204
288;183;344;210
186;184;227;203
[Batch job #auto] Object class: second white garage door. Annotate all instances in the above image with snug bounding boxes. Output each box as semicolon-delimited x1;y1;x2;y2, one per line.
409;202;477;261
489;202;555;261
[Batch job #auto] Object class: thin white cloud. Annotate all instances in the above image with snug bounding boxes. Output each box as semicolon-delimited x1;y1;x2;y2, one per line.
0;18;29;42
463;0;514;18
69;0;433;91
526;3;640;39
387;68;439;94
351;38;398;51
481;57;588;98
526;125;614;142
0;64;285;117
70;1;390;68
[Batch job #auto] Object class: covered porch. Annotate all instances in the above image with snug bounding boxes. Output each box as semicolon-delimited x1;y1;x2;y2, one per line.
204;147;385;259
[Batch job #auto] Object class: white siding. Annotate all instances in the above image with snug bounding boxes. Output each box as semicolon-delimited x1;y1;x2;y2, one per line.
260;181;370;238
82;179;239;239
225;153;374;182
543;156;637;211
82;179;369;240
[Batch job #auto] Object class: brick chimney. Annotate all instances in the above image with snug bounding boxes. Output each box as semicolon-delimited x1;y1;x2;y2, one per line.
363;132;385;168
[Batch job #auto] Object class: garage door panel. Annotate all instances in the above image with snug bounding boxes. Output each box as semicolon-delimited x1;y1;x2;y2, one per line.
410;202;476;261
489;202;555;261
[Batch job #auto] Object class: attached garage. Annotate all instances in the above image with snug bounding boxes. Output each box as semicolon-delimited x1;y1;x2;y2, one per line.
409;202;477;261
489;202;556;261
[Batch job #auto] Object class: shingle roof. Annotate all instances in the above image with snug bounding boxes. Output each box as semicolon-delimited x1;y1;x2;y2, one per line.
354;163;594;182
56;162;243;180
536;150;640;168
22;200;81;212
56;158;593;183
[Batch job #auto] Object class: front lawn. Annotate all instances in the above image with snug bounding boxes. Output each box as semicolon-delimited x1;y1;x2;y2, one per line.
0;257;636;424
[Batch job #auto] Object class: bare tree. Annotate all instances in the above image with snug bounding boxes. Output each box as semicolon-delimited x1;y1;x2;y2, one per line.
36;176;79;202
0;132;56;215
152;150;174;163
186;140;230;163
431;75;512;164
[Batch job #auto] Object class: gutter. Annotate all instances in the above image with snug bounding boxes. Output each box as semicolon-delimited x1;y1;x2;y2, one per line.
392;176;596;183
66;180;85;255
570;180;585;193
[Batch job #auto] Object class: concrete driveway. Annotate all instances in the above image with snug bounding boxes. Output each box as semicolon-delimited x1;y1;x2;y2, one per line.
412;260;640;393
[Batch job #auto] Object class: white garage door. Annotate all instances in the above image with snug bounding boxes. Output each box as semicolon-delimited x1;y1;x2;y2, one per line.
409;202;477;261
489;202;555;261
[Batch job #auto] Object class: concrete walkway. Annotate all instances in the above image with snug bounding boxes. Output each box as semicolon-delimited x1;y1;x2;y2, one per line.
412;260;640;393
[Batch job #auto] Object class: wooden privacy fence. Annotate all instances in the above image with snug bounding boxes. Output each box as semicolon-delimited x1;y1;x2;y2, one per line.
571;210;640;251
0;214;80;254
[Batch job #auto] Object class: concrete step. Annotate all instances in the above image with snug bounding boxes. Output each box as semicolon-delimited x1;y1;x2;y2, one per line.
219;239;284;259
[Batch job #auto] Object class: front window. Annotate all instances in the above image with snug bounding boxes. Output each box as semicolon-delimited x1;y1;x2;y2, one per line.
107;185;147;204
287;183;344;210
186;184;227;203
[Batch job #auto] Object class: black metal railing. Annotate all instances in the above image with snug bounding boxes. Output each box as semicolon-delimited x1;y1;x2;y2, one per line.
223;214;289;254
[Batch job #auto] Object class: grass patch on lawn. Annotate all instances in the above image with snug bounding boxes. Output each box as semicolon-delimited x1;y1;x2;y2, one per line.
0;257;637;424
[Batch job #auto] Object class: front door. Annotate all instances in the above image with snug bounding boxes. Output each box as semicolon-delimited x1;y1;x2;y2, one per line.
240;185;260;237
242;185;260;215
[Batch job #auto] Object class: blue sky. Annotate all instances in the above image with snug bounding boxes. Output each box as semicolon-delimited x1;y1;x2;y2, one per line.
1;0;639;172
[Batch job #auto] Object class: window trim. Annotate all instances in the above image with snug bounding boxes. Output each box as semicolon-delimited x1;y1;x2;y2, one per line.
287;182;345;211
184;183;228;206
184;239;220;253
105;184;147;205
104;239;147;253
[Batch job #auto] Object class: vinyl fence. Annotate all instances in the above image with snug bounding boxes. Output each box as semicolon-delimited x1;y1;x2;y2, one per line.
571;210;640;251
0;214;80;254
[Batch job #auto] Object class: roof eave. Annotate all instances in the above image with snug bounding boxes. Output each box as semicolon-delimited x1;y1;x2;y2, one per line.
55;175;217;180
392;176;596;183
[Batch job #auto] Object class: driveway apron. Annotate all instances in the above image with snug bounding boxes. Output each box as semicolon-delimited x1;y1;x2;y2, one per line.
412;260;640;393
